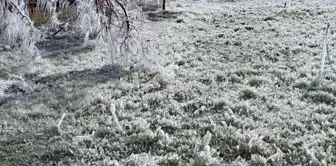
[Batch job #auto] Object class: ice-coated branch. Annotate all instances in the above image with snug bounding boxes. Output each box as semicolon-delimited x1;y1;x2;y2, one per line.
9;1;34;28
57;113;66;128
110;102;124;133
311;22;330;87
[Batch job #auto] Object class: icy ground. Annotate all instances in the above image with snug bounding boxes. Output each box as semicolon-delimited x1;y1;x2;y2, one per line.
1;0;336;165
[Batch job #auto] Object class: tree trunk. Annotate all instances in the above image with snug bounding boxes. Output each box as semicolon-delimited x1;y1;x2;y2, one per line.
162;0;165;10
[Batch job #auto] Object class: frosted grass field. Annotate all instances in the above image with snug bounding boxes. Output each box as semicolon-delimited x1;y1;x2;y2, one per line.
1;0;336;165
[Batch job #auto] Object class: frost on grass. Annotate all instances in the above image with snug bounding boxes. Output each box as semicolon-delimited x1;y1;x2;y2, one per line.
247;76;269;87
136;0;160;12
2;0;336;165
239;87;259;100
303;91;336;105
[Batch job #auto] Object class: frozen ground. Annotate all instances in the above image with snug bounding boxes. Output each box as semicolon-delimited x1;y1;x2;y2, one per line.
1;0;336;165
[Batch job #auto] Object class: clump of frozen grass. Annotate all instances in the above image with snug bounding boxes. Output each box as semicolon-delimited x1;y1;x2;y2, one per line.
210;98;234;111
193;131;223;165
155;127;172;144
131;117;152;132
211;135;241;162
159;154;180;165
250;154;267;166
123;153;159;166
239;87;258;99
229;74;242;84
266;148;284;165
232;101;250;116
230;157;249;166
314;104;334;114
247;76;269;87
303;91;336;105
293;80;309;89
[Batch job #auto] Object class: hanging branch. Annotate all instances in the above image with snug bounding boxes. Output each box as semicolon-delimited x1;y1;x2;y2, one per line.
114;0;129;32
9;1;34;28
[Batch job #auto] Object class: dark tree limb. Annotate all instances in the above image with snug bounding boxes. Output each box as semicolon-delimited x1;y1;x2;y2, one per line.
114;0;129;32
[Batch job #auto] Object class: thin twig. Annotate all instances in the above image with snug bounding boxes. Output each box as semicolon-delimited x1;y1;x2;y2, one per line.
57;113;66;128
52;26;64;36
51;18;72;36
110;103;123;133
312;22;330;87
326;44;336;74
320;23;330;75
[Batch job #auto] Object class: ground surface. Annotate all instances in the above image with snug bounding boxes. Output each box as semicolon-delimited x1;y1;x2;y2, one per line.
1;0;336;165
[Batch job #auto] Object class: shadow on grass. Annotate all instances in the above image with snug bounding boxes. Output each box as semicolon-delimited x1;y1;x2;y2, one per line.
0;126;74;165
0;64;130;164
147;10;183;21
36;33;96;57
34;64;124;85
0;64;126;109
